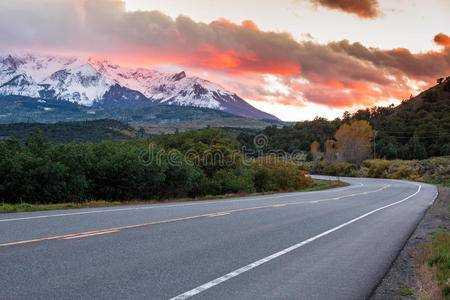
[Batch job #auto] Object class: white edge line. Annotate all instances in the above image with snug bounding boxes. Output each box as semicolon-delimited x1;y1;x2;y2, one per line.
170;183;422;300
0;180;363;222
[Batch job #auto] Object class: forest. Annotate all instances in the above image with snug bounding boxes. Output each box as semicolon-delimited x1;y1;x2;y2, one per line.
0;119;141;144
0;128;311;204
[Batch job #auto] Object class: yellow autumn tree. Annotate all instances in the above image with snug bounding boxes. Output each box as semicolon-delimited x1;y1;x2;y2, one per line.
333;120;375;163
323;139;338;165
310;141;321;160
310;141;321;171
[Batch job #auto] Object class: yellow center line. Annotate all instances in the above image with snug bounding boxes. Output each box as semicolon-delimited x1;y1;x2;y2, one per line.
0;185;390;247
207;212;232;217
62;230;120;240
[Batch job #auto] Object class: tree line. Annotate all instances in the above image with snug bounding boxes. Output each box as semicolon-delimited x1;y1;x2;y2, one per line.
0;128;311;204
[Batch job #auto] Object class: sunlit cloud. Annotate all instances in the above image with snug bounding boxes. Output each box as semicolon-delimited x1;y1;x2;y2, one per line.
0;0;448;120
434;33;450;47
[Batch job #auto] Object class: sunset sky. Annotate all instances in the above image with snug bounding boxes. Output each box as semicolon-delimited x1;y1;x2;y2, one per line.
0;0;449;120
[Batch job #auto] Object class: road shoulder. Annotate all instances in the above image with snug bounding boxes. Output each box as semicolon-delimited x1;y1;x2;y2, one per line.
371;186;449;299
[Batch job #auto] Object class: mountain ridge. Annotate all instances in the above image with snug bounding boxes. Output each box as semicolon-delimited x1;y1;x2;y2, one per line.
0;53;279;121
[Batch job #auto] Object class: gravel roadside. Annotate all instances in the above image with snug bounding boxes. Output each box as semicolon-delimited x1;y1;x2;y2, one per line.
371;186;449;300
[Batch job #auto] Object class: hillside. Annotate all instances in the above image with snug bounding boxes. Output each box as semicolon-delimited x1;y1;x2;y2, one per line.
394;77;450;112
0;119;139;144
238;77;450;160
366;77;450;158
130;106;277;134
0;111;276;144
0;95;280;132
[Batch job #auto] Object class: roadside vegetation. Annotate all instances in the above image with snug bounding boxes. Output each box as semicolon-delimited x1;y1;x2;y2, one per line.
415;231;450;299
0;179;344;213
411;187;450;300
0;128;313;205
289;117;450;187
300;156;450;187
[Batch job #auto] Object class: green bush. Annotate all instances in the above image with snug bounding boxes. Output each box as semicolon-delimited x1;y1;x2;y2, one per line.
0;128;313;204
390;166;416;179
364;159;390;178
253;166;275;192
251;158;312;192
335;162;357;176
324;164;336;176
211;167;256;195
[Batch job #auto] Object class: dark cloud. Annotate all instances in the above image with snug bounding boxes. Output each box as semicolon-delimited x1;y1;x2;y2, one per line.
308;0;381;18
328;40;450;81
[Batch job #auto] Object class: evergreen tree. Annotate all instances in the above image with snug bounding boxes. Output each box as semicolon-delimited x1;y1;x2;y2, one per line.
409;134;427;159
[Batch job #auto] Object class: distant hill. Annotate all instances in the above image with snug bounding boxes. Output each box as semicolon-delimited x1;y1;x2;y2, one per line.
0;95;281;135
366;76;450;158
0;119;139;144
132;106;278;135
0;114;277;145
238;76;450;160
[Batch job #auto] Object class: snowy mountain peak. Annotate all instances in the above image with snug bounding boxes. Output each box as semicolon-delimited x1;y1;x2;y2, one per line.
41;63;114;106
2;55;19;71
0;53;279;120
172;71;186;81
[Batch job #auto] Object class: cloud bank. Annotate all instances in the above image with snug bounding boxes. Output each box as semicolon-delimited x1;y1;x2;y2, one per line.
0;0;448;111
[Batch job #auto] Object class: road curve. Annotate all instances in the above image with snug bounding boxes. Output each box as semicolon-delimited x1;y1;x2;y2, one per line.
0;177;437;299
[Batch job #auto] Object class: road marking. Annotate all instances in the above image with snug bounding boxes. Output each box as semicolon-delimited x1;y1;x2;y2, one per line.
0;229;121;246
170;184;422;300
0;185;388;247
62;230;120;239
0;180;363;222
206;212;231;217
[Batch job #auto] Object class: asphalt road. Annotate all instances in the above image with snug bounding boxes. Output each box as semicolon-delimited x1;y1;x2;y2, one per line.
0;176;437;299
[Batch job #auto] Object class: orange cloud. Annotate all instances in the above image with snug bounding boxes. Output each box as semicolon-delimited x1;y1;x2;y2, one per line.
1;0;449;111
434;33;450;47
198;48;243;69
210;18;259;31
326;81;345;89
242;20;259;30
192;46;301;75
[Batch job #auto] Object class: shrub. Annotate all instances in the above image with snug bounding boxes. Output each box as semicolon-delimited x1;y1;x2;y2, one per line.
324;164;336;176
210;167;255;195
253;166;275;192
251;158;312;191
335;162;357;176
365;159;390;178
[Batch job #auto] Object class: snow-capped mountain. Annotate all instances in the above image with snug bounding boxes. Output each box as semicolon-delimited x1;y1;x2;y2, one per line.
0;53;278;120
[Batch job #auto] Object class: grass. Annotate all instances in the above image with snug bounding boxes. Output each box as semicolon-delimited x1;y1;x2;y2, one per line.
0;179;348;214
307;179;347;191
398;287;415;296
0;201;122;213
415;231;450;299
422;177;450;188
